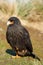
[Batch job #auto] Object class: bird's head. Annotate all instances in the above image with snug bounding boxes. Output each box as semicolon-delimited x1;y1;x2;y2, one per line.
7;17;21;26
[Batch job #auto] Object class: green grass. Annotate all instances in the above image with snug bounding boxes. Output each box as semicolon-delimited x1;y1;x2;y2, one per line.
17;1;33;19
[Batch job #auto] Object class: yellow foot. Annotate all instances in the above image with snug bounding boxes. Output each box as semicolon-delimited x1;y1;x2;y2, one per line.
12;55;21;59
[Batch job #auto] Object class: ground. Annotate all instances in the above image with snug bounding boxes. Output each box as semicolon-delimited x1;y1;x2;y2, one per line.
0;21;43;65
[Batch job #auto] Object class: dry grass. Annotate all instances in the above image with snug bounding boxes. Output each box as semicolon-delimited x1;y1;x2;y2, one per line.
0;0;43;22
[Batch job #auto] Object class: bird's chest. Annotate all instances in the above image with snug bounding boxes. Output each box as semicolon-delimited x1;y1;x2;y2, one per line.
7;26;26;50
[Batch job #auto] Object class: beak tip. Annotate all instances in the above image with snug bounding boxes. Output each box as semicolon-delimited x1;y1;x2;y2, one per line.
7;21;10;26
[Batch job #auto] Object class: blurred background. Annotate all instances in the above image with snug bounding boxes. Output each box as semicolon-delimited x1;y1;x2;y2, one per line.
0;0;43;22
0;0;43;65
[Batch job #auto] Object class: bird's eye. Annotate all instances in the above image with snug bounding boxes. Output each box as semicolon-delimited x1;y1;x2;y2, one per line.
10;20;13;22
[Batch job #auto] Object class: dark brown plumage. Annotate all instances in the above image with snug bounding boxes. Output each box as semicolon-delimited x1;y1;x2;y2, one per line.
6;17;40;61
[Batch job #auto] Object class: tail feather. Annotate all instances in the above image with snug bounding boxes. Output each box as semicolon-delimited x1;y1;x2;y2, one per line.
28;52;40;61
30;53;40;61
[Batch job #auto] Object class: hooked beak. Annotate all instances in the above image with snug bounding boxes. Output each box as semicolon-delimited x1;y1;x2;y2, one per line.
7;21;11;26
7;21;14;26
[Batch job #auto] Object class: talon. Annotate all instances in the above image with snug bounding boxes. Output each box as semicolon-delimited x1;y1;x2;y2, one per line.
12;55;21;59
12;56;16;59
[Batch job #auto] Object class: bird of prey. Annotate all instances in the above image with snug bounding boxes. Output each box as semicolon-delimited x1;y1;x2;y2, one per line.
6;17;40;61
